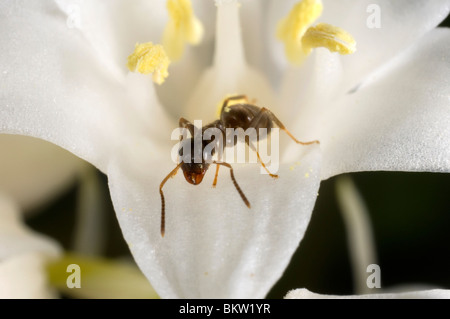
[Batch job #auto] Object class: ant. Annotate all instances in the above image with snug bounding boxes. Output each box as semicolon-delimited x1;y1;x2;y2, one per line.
159;95;319;237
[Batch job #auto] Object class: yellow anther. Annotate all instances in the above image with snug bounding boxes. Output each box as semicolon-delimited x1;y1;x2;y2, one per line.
277;0;323;64
277;0;356;65
127;42;170;85
163;0;204;61
302;23;356;55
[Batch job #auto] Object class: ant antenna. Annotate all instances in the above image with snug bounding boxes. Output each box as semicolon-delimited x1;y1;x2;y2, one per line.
159;162;183;237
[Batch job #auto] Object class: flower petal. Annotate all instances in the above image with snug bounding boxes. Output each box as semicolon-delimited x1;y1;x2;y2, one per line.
0;1;110;171
0;1;170;173
319;28;450;179
108;147;321;298
285;288;450;299
278;48;344;142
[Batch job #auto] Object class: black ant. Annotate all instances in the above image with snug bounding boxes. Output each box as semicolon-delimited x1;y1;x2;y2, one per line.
159;95;319;237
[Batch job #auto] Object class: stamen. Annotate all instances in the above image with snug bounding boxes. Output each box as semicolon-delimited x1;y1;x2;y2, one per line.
277;0;356;65
127;42;171;85
302;23;356;55
163;0;204;61
277;0;323;65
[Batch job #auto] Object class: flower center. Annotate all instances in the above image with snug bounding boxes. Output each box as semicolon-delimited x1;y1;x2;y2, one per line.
126;0;204;85
185;0;276;122
277;0;356;65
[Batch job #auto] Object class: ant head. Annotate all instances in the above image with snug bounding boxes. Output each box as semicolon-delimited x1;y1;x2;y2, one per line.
178;137;213;185
181;162;208;185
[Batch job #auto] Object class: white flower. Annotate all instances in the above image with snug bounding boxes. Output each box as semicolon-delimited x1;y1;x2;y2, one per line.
0;0;449;298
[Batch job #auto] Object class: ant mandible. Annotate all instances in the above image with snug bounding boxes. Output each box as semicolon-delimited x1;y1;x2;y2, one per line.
159;95;319;237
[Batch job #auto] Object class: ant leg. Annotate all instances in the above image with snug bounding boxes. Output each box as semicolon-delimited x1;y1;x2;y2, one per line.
159;162;183;237
247;141;278;179
250;108;320;145
213;161;251;209
179;118;195;141
212;164;220;188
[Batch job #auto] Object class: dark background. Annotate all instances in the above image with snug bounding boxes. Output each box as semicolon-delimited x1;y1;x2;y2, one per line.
26;15;450;299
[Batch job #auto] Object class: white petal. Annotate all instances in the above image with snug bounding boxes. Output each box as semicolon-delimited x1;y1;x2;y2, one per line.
0;1;111;171
0;135;83;212
108;147;321;298
0;1;168;173
278;48;344;142
319;28;450;179
156;48;209;118
285;288;450;299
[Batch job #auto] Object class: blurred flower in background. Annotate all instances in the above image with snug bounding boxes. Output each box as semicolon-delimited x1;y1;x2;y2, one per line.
285;176;450;299
0;135;81;213
0;191;60;298
0;135;79;297
0;0;449;298
0;133;156;298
